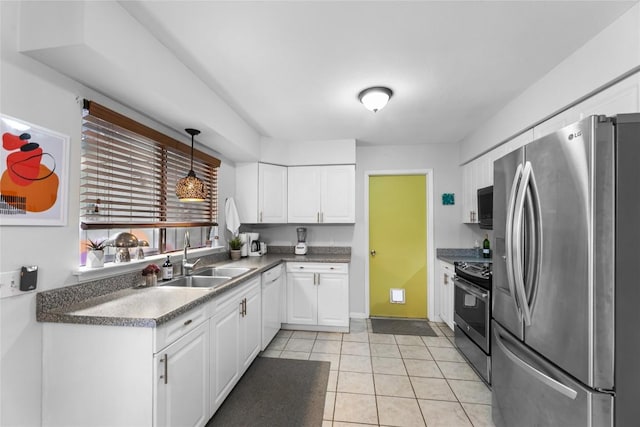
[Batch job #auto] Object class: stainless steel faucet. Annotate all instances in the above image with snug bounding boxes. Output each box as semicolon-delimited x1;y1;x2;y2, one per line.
182;231;200;276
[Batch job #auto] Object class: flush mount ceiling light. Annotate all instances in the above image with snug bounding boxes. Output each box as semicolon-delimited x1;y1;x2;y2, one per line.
358;86;393;113
175;128;208;202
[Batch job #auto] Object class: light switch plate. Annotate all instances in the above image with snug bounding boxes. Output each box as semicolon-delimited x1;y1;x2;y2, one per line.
0;270;24;299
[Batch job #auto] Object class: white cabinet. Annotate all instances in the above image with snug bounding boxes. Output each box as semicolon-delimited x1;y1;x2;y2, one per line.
285;262;349;331
576;72;640;119
239;282;262;371
42;304;210;427
438;261;455;330
154;322;210;427
209;277;261;414
461;155;492;224
288;165;355;223
209;294;240;412
235;162;287;223
42;278;264;427
261;264;284;350
533;73;640;140
462;129;535;225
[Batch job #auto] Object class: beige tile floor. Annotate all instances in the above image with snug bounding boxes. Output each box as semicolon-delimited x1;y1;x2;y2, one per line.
260;319;496;427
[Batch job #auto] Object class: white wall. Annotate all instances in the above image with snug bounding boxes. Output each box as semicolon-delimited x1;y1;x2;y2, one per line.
459;3;640;163
0;3;236;424
352;143;462;316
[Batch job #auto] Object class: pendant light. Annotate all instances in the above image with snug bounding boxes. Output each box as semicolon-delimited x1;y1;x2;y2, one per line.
358;86;393;112
176;128;208;202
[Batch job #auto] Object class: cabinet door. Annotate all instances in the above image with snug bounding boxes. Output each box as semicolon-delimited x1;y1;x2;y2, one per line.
288;166;321;223
210;299;241;412
240;281;262;372
439;262;455;330
235;163;259;223
287;272;317;324
317;273;349;327
259;163;287;223
321;165;355;223
577;72;640;118
461;162;477;224
154;322;209;427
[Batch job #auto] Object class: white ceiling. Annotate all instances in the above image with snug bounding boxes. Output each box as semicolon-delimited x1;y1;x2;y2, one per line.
121;1;637;147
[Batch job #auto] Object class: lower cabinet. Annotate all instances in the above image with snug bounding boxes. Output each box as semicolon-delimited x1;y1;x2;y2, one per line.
285;262;349;332
439;261;455;330
42;277;262;427
154;322;210;427
210;277;261;415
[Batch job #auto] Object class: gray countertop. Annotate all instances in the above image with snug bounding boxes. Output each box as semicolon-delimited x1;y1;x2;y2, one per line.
436;248;493;265
37;253;351;328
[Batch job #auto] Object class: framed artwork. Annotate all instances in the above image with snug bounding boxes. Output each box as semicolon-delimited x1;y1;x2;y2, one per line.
0;114;70;226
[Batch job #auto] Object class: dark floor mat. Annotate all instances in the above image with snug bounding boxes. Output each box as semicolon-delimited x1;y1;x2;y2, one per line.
207;357;330;427
371;318;438;336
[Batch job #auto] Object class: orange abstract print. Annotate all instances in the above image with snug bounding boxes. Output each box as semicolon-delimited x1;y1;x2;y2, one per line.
2;131;59;213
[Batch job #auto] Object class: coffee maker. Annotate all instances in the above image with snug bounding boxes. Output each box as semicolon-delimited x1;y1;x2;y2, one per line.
295;227;308;255
248;232;261;257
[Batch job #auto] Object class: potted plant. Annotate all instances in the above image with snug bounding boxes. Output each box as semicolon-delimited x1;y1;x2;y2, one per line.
86;239;106;268
141;263;160;287
229;236;242;260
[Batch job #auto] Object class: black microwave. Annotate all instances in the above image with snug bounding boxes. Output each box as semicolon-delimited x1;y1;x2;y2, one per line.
477;186;493;229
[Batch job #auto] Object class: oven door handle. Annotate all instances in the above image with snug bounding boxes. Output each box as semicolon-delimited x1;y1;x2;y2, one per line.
453;276;488;300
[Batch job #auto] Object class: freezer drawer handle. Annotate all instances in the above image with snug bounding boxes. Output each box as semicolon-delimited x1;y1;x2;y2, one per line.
494;327;577;400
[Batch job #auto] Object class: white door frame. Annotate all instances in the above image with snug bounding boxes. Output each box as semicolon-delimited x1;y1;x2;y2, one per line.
364;169;436;320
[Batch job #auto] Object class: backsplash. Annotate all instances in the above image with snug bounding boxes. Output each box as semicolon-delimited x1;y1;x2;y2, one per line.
38;252;230;314
267;245;351;255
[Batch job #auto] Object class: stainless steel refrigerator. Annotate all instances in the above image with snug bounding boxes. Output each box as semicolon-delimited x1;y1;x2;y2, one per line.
492;114;640;427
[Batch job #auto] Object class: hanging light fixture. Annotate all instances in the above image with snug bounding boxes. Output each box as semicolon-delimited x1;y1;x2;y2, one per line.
176;128;208;202
358;86;393;113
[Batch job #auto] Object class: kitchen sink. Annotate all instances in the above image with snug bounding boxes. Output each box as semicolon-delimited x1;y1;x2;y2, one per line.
192;266;252;278
161;275;231;288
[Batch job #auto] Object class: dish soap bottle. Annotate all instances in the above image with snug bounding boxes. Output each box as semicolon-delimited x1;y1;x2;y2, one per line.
162;256;173;281
482;234;491;258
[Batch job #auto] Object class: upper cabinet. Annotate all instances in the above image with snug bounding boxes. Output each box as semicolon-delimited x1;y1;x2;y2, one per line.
461;129;534;224
235;163;287;224
288;165;355;224
534;73;640;139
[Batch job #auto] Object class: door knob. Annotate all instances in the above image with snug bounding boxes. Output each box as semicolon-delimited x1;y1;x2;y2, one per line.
370;249;376;257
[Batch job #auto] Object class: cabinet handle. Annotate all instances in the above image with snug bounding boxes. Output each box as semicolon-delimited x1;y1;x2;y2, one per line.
321;212;324;223
183;319;193;326
260;211;263;223
370;249;376;257
317;212;320;223
444;274;448;285
160;354;168;384
243;298;247;316
240;301;244;317
299;266;304;269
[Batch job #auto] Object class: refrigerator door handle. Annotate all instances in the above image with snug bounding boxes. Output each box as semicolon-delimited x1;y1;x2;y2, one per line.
524;165;543;316
506;163;524;317
494;326;578;400
513;162;533;326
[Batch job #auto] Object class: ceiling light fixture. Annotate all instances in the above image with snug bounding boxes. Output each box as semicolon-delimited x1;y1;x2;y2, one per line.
176;128;208;202
358;86;393;113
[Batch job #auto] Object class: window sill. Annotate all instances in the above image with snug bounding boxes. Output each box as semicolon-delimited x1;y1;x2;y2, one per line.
73;246;228;283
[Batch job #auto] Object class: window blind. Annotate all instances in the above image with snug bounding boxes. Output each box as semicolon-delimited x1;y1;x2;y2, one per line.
81;101;219;229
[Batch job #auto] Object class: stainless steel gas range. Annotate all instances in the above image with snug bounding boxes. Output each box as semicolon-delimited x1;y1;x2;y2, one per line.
453;261;492;384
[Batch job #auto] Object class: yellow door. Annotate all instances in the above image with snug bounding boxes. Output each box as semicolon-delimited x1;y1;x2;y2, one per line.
369;175;427;318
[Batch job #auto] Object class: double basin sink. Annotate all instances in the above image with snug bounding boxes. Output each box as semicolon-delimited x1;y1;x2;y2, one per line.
160;266;253;289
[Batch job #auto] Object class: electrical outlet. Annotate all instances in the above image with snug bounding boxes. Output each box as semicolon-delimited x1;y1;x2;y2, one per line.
0;271;23;299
